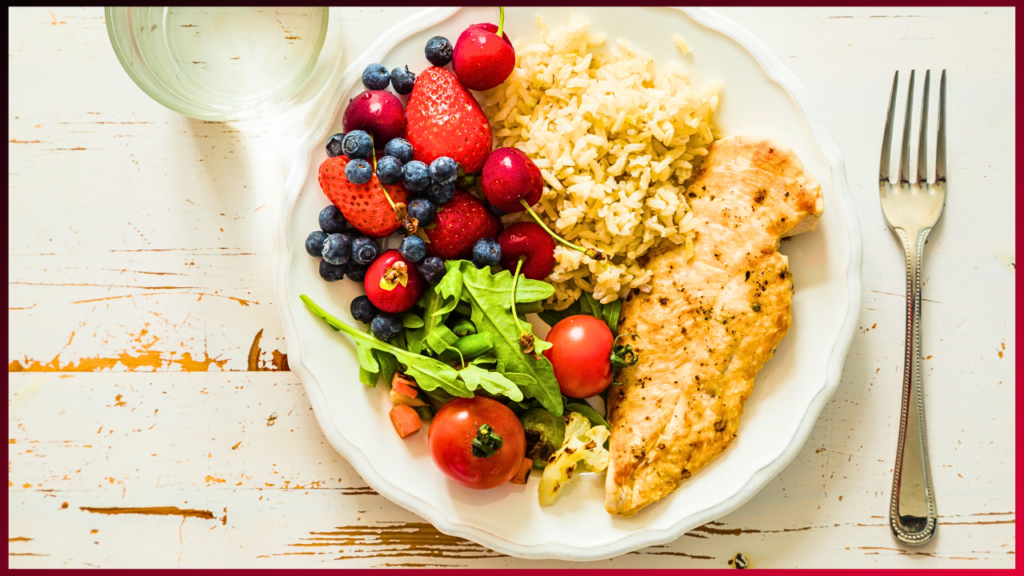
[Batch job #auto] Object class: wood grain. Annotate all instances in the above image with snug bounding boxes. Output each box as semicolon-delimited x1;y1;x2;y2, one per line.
8;6;1014;568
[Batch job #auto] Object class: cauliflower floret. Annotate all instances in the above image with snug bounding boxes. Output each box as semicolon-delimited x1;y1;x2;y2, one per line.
538;412;610;505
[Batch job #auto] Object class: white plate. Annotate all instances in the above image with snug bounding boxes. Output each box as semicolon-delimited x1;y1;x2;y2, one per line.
273;7;862;561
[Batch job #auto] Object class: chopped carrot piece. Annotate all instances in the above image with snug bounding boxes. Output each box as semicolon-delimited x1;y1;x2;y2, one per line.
389;388;428;408
391;373;419;398
389;405;422;438
509;457;533;485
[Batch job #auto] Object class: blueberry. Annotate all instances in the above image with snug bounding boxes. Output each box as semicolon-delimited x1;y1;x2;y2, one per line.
371;312;402;341
384;138;414;163
341;130;373;160
402;160;430;192
417;256;446;285
326;133;345;157
426;180;456;205
390;66;416;95
407;198;436;226
425;36;454;67
350;295;379;324
346;262;369;282
322;233;352;265
361;63;390;90
350;236;380;266
472;237;502;269
376;155;403;186
319;259;346;282
429;156;458;184
399;235;427;263
305;230;328;257
345;158;373;185
318;205;347;234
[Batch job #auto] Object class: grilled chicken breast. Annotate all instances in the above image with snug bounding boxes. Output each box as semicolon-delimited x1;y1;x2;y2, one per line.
605;135;823;517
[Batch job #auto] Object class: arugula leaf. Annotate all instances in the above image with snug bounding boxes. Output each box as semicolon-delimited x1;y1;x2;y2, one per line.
458;365;524;401
538;298;580;328
469;354;498;367
357;340;379;373
582;292;622;333
425;323;459;355
406;290;452;355
302;295;472;398
604;299;622;334
356;340;380;387
434;265;463;317
539;291;622;334
404;292;434;354
377;350;399;387
399;313;424;329
359;366;377;386
422;386;457;405
503;398;540;413
577;292;603;317
445;261;563;415
503;372;559;410
391;327;408;351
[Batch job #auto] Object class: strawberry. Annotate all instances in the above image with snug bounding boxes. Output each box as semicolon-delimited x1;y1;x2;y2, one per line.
404;66;493;175
424;191;502;260
318;155;410;238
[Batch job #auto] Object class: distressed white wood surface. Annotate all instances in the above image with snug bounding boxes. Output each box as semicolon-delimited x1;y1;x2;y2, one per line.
8;6;1015;568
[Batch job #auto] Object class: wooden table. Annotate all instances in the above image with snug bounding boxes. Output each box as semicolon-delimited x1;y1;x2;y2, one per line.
8;7;1014;568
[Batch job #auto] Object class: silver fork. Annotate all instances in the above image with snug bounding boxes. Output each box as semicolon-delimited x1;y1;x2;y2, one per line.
879;69;946;546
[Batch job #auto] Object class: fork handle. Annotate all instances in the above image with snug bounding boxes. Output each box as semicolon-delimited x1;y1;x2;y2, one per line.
889;228;938;545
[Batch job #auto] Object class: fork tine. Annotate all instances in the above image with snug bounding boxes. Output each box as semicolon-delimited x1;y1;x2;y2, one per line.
898;70;915;184
936;70;946;182
916;70;931;184
880;71;899;183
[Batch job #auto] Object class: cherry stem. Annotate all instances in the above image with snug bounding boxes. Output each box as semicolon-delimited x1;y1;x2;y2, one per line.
370;139;397;211
519;199;604;260
510;257;526;336
496;6;505;38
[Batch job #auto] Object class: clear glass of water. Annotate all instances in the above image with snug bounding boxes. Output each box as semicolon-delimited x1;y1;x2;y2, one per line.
106;7;337;123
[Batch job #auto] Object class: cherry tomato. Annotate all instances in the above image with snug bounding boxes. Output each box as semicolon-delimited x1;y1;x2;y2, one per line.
428;396;526;489
543;315;615;398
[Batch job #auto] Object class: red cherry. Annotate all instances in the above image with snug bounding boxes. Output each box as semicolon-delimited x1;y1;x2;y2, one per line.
363;250;425;313
452;15;515;91
465;22;510;46
481;147;542;213
482;147;606;262
498;222;556;281
343;90;406;143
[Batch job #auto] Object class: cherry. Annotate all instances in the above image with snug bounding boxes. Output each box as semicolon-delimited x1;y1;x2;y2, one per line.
481;147;542;213
498;222;556;281
480;147;605;261
452;8;515;91
363;249;425;313
343;90;406;143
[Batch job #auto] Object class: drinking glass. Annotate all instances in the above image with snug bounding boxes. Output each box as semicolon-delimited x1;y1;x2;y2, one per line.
106;7;340;124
